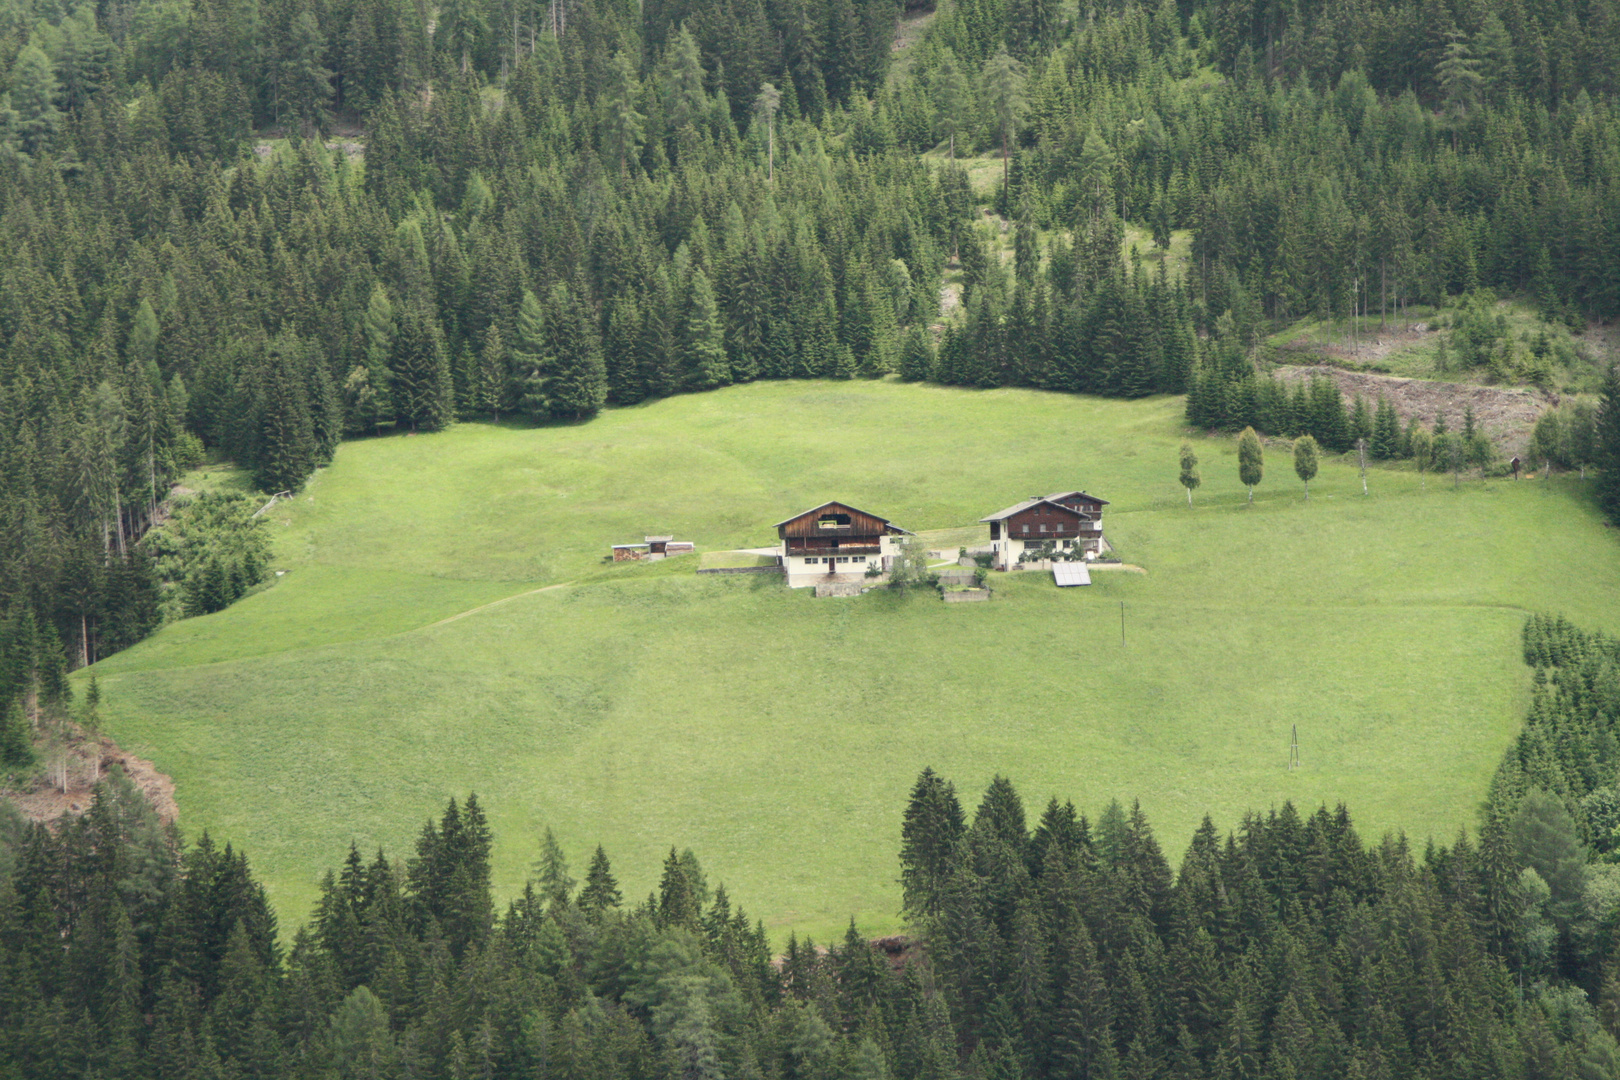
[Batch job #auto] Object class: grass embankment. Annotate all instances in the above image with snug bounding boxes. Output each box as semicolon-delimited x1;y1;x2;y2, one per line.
89;380;1620;942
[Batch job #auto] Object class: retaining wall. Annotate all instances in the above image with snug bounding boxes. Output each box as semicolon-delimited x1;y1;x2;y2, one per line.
942;589;992;603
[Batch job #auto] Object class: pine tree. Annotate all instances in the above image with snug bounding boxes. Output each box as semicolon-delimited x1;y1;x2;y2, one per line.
932;50;969;159
542;283;608;419
253;345;317;492
982;48;1027;193
900;768;966;923
281;12;334;135
578;846;622;918
476;324;509;421
600;52;645;173
898;324;935;382
680;269;730;391
534;827;574;907
390;307;454;432
511;289;549;418
657;846;701;930
662;28;708;132
9;45;61;155
1595;365;1620;523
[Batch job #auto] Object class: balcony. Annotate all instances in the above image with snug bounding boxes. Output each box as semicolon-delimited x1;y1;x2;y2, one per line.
787;544;881;556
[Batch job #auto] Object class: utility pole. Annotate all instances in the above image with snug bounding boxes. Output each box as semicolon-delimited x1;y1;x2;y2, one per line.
1120;601;1125;647
1289;724;1300;770
1357;437;1368;495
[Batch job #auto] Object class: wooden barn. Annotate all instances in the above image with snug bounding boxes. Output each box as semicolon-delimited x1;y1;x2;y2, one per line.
775;501;911;588
611;535;696;561
980;491;1107;570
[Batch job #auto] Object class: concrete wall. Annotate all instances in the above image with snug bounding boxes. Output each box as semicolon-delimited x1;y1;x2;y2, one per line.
813;581;867;597
942;589;991;603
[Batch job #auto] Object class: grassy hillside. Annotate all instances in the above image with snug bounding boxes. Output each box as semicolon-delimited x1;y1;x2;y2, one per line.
87;380;1620;941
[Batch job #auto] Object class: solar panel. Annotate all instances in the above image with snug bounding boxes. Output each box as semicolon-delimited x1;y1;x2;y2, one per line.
1052;563;1092;587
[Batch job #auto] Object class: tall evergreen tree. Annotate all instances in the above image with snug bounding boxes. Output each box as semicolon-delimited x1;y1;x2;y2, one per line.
541;283;607;419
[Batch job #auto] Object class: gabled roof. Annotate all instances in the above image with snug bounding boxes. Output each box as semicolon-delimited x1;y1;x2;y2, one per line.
1045;490;1110;506
980;491;1109;523
981;497;1083;522
772;501;912;534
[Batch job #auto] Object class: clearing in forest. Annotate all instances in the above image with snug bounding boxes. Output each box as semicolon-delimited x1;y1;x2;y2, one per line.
84;380;1620;941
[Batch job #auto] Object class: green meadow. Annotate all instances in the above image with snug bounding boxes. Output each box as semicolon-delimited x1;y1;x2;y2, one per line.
86;380;1620;941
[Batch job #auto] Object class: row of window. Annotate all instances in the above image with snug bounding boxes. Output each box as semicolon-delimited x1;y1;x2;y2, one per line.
803;556;867;565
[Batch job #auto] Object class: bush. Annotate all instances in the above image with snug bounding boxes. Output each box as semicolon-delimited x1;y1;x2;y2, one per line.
142;491;273;621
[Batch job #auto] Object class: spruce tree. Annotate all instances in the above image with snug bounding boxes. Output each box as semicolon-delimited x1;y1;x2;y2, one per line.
578;846;622;918
542;283;608;419
511;289;549;419
1595;365;1620;523
680;269;730;391
476;324;509;421
390;307;453;432
898;324;935;382
657;846;701;930
900;767;966;922
355;284;396;434
9;45;61;155
253;346;317;492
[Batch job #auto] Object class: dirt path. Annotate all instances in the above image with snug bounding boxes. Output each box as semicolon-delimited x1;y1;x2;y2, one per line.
426;581;575;629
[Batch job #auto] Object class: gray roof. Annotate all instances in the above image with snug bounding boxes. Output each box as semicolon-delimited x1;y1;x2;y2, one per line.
980;490;1108;522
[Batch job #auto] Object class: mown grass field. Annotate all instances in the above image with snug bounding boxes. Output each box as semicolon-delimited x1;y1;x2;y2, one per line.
85;380;1620;942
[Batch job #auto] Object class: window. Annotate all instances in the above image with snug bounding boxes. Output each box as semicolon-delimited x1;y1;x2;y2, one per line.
1021;525;1029;534
817;513;852;529
1039;524;1047;533
805;557;820;564
837;556;849;563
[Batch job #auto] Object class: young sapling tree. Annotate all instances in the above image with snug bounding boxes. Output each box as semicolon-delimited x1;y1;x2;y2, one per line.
1179;442;1200;505
1238;427;1264;503
1293;435;1320;499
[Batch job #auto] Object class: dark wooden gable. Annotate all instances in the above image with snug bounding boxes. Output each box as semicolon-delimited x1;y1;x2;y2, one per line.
1007;501;1084;533
1049;491;1108;514
776;501;900;540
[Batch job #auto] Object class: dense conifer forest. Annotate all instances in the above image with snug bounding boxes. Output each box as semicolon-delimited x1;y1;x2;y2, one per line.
3;615;1620;1077
4;0;1620;1067
1;0;1619;686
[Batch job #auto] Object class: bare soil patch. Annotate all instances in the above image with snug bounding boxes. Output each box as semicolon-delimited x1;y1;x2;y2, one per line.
2;728;178;826
1274;364;1550;455
1277;323;1435;365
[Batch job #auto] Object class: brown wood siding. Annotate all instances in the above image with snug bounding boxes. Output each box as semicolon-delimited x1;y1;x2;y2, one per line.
1007;504;1086;539
1053;494;1105;513
777;502;897;540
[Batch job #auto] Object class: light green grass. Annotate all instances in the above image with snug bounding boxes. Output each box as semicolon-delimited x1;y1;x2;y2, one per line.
699;551;776;570
88;381;1620;944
